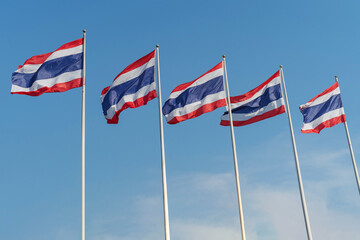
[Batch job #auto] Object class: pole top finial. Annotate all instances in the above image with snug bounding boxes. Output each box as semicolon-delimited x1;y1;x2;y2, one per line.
83;29;87;33
156;44;159;48
334;75;339;82
279;65;283;69
222;54;226;59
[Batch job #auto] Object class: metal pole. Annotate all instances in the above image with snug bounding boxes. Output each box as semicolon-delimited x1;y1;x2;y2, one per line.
334;76;360;195
280;66;313;240
81;29;86;240
222;55;246;240
155;45;171;240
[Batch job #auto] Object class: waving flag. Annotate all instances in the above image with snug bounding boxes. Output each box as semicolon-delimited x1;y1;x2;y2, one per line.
11;38;83;96
220;70;285;126
299;82;345;133
101;50;157;124
162;62;226;124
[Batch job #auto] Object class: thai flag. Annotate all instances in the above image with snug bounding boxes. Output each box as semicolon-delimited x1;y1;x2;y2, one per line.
101;50;157;124
162;62;226;124
299;82;345;133
220;70;285;126
11;38;83;96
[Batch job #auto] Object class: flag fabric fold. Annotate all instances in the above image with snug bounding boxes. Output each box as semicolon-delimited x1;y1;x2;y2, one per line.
220;70;285;126
162;62;226;124
100;50;157;124
11;38;84;96
299;82;345;134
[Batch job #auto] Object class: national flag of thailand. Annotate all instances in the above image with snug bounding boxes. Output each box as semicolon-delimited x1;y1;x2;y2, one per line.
162;62;226;124
101;50;157;124
220;70;285;126
11;38;83;96
299;82;345;134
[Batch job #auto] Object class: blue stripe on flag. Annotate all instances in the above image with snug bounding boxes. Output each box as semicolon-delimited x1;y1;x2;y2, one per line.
300;94;343;123
162;76;224;115
12;53;83;88
223;83;282;115
102;66;155;114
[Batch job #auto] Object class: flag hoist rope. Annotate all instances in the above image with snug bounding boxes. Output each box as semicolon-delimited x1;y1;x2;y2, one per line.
335;76;360;195
280;66;313;240
222;55;247;240
81;29;86;240
155;45;171;240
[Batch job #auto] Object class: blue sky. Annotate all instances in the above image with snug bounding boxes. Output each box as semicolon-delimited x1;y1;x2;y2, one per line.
1;0;360;239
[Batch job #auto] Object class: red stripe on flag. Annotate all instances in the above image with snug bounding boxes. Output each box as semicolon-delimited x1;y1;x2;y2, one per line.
112;51;155;83
101;86;110;96
167;99;226;124
11;78;83;96
220;105;285;127
19;53;52;68
306;82;339;104
56;38;84;51
301;114;346;134
21;38;84;66
171;62;223;93
230;70;280;104
106;90;158;124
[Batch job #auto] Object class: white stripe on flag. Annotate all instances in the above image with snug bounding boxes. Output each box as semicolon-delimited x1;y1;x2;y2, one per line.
11;70;82;93
230;76;281;108
109;58;155;91
15;45;84;74
168;68;224;100
221;98;284;121
300;87;340;109
164;91;226;122
105;82;157;120
301;107;345;131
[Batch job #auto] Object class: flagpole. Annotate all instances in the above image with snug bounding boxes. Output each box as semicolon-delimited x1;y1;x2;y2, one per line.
280;66;313;240
222;55;246;240
334;76;360;195
155;45;171;240
81;29;86;240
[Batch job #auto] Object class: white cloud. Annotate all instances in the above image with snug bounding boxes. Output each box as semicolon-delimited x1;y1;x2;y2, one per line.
89;148;360;240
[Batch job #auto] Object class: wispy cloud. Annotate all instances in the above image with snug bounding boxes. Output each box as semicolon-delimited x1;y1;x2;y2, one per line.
89;147;360;240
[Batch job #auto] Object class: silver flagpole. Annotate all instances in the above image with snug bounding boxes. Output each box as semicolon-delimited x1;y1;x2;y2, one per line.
81;29;86;240
155;45;171;240
222;55;246;240
280;66;313;240
335;76;360;195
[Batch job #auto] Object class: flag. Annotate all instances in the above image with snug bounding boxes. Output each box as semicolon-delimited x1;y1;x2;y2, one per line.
220;70;285;126
299;82;345;133
162;62;226;124
11;38;84;96
101;50;157;124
